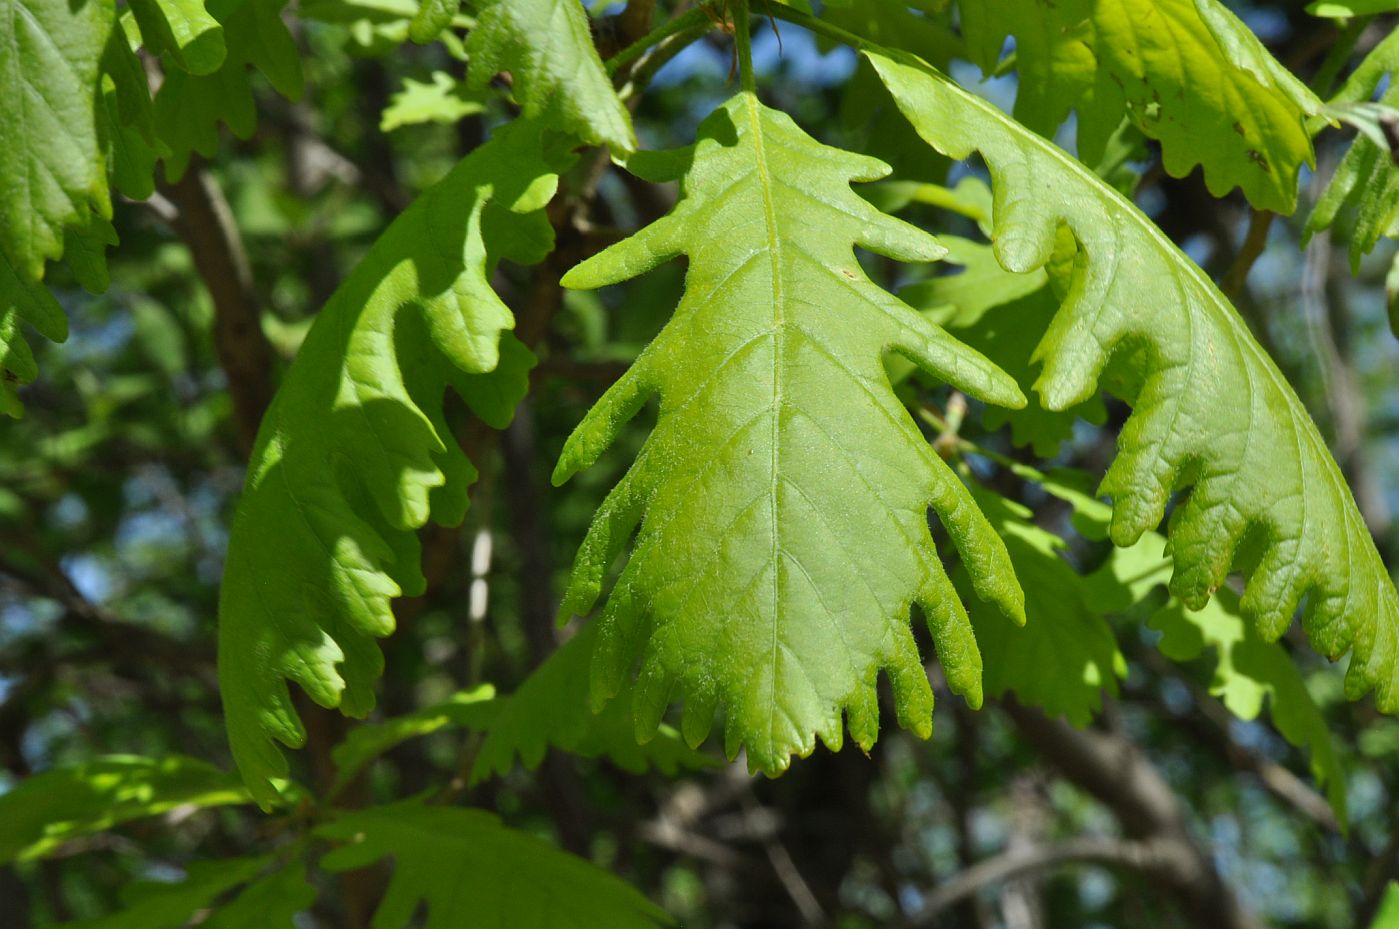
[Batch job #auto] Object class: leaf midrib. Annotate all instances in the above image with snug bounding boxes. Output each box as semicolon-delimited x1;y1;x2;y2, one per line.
741;89;788;745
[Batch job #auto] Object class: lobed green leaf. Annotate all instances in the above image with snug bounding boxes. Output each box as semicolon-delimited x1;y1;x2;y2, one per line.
1306;27;1399;281
153;0;304;179
556;91;1026;775
958;0;1323;211
127;0;226;74
0;0;114;281
464;0;635;151
217;121;565;807
872;51;1399;718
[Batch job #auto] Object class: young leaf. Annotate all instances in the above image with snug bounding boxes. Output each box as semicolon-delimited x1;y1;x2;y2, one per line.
957;488;1125;726
218;120;566;807
463;0;635;151
958;0;1323;210
0;755;256;864
1306;28;1399;275
1309;1;1399;15
380;71;487;131
318;801;670;928
555;92;1026;775
153;0;304;179
871;51;1399;715
472;624;715;783
1085;531;1348;825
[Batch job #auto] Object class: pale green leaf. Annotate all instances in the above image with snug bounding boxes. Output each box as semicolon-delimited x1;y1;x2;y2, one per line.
872;52;1399;714
464;0;634;151
299;0;419;25
0;0;113;414
318;801;670;928
0;755;254;864
153;0;304;179
958;0;1323;210
380;71;487;131
1084;531;1348;825
300;0;463;55
555;92;1026;775
128;0;226;74
959;488;1125;726
218;121;565;807
472;624;716;783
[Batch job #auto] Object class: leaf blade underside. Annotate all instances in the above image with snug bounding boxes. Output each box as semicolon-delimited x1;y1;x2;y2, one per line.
556;92;1027;775
871;51;1399;716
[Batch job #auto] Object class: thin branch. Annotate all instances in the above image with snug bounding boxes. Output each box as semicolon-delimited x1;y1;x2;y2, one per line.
913;835;1185;924
161;164;276;456
1002;700;1266;929
740;786;827;925
1222;210;1274;300
1137;650;1340;833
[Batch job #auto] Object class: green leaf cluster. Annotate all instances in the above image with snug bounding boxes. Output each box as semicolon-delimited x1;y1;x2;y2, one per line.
959;0;1324;211
871;50;1398;716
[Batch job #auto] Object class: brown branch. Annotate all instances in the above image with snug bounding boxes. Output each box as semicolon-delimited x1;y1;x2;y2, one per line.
739;786;827;926
1001;700;1266;929
161;164;276;456
914;835;1194;924
1137;650;1339;833
1222;210;1274;301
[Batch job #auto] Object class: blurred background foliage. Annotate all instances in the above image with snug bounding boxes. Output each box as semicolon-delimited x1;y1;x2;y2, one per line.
1;1;1398;927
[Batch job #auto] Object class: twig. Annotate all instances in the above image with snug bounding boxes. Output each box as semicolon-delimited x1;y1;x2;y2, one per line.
913;835;1183;924
740;787;827;925
1001;700;1266;929
161;164;276;456
1222;210;1274;300
1137;650;1340;833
